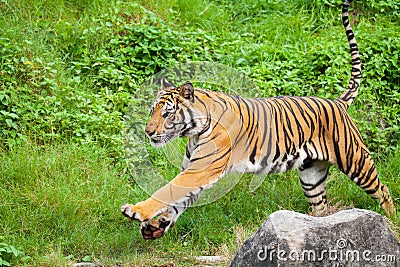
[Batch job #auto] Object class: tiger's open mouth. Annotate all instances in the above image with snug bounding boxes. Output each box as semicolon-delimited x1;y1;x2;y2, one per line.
149;134;172;148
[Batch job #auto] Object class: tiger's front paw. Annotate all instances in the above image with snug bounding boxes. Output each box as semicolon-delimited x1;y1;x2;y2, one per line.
140;217;173;240
121;203;145;222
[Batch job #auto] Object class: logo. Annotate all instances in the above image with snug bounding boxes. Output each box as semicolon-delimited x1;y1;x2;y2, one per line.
257;238;396;263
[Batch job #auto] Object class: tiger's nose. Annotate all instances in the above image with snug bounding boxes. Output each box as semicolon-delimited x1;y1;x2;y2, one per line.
145;128;155;136
145;122;156;136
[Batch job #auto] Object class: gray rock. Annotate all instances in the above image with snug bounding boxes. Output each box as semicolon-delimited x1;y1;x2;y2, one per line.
230;209;400;266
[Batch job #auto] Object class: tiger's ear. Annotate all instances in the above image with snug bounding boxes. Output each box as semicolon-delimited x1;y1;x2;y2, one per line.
179;82;194;102
161;77;174;90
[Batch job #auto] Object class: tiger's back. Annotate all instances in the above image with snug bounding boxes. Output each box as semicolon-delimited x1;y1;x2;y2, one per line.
230;95;367;175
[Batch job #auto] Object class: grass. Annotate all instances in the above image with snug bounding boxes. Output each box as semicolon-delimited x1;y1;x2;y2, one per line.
1;143;399;266
0;0;399;265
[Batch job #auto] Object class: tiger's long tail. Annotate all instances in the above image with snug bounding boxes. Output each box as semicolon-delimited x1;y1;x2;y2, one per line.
337;0;362;109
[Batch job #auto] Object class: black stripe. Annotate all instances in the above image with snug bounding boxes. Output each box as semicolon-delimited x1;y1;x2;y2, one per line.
310;196;327;206
303;190;325;199
300;174;328;191
249;139;258;164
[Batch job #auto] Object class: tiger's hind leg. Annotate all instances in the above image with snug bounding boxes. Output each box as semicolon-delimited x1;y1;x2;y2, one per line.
298;160;331;216
341;150;394;215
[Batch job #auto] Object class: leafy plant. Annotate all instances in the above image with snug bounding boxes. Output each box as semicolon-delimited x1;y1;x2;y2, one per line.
0;237;30;266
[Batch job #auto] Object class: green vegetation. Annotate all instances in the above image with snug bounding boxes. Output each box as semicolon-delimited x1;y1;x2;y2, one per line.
0;0;399;266
0;236;30;266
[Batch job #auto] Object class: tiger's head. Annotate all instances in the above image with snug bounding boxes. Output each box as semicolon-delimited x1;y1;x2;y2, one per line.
145;78;207;147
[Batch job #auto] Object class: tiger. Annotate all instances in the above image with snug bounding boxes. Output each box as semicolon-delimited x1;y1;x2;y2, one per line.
121;0;394;240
